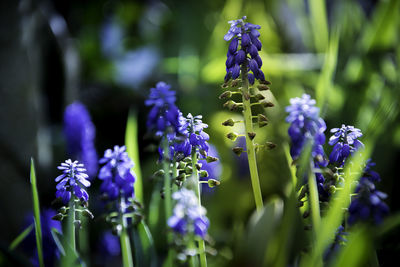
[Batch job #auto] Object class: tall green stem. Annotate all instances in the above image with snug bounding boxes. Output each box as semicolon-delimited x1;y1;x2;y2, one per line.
162;138;172;240
120;196;134;267
191;151;207;267
308;164;321;231
69;197;76;251
240;64;264;211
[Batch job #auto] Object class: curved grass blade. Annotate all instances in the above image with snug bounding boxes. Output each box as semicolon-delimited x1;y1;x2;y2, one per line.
132;221;157;267
51;228;66;256
125;108;143;203
8;224;34;251
30;158;44;267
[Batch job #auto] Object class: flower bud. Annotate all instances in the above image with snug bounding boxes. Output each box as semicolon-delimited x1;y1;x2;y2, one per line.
112;224;122;236
176;173;186;181
219;91;232;99
52;213;64;221
260;80;271;85
183;157;192;163
258;114;268;128
208;179;220;188
266;142;277;150
253;93;265;101
261;101;274;108
206;156;218;163
222;118;235;126
257;84;270;91
195;163;203;170
232;147;244;156
185;165;193;174
328;185;336;194
199;170;209;178
153;169;165;177
82;209;94;219
58;206;67;215
231;79;240;87
227;132;239;141
241;33;251;47
248;132;256;140
177;161;186;170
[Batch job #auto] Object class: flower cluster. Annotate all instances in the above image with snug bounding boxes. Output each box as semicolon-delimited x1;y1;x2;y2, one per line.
329;125;364;166
171;114;210;159
98;146;136;200
224;16;265;84
348;160;389;225
285;94;326;160
55;159;91;204
168;188;209;239
64;102;98;178
145;82;183;137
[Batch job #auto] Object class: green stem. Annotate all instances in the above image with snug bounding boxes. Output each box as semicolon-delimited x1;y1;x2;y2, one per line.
191;151;207;267
120;196;134;267
240;63;264;211
308;164;321;231
162;138;172;242
69;197;76;251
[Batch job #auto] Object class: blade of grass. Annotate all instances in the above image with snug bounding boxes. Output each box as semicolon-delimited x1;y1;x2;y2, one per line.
125;108;143;203
51;228;66;256
8;224;34;251
30;158;44;267
132;221;157;267
309;0;329;52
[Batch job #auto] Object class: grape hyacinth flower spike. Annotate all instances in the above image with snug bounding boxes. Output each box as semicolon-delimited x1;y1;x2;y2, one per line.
168;188;209;239
64;101;98;178
98;145;137;267
328;124;364;166
55;159;90;205
98;145;136;201
221;16;274;211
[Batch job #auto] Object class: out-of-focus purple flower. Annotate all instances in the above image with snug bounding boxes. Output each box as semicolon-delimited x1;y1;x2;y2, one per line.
167;188;209;239
98;145;135;201
114;46;160;88
100;18;124;58
285;94;326;160
199;144;222;194
224;16;265;83
234;136;249;179
323;225;347;262
22;209;62;267
145;82;184;138
99;231;121;257
328;125;364;166
55;159;90;204
64;101;98;178
348;161;389;225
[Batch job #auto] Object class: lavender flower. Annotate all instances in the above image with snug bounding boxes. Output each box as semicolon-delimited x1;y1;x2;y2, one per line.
98;145;135;200
55;159;90;204
224;16;265;83
145;82;183;137
285;94;326;160
64;101;98;178
99;231;121;257
328;125;364;165
172;113;210;159
348;160;389;225
168;188;209;238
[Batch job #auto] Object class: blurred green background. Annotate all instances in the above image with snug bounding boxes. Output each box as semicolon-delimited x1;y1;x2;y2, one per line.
0;0;399;265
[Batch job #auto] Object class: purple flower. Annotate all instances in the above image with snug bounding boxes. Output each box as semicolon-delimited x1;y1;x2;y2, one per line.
99;231;121;257
285;94;326;160
168;188;209;239
173;114;210;159
64;101;98;178
328;125;364;166
145;82;184;138
55;159;90;204
98;146;135;200
224;16;265;83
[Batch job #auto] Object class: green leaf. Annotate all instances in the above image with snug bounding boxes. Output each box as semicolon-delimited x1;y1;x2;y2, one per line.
30;158;44;267
9;224;34;251
51;228;66;256
132;221;157;267
125;108;143;203
309;0;329;52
